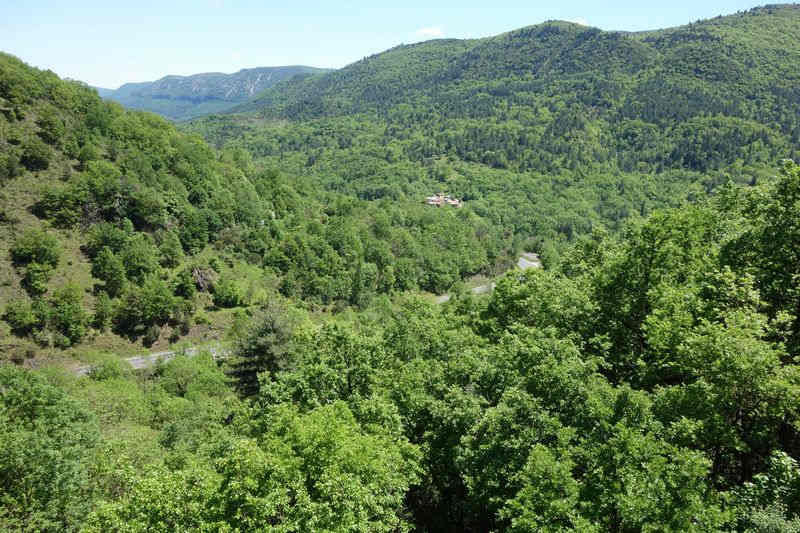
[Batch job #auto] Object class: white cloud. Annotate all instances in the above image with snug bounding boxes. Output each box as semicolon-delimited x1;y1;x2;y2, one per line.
567;18;589;26
415;26;444;39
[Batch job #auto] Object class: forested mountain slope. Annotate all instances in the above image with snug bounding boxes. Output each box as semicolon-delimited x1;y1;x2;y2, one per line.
3;5;800;532
0;52;501;362
189;5;800;265
101;65;330;121
237;5;800;133
4;153;800;532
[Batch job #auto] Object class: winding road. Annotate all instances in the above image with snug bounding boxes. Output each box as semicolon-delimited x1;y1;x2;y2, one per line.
74;253;541;375
435;252;541;304
74;345;228;376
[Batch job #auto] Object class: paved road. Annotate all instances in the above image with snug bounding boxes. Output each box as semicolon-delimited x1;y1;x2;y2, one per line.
517;252;542;270
435;252;541;304
75;345;228;376
75;253;542;374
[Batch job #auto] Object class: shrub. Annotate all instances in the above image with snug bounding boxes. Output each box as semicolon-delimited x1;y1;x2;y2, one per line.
172;268;196;299
143;324;161;347
84;220;133;257
193;312;210;326
22;262;52;295
36;108;65;146
77;143;98;170
115;275;176;334
49;284;90;345
0;366;100;528
20;136;51;171
213;277;245;308
0;209;19;225
88;358;131;381
179;208;208;253
92;291;114;331
0;150;21;182
172;298;195;335
158;230;184;268
51;331;72;349
119;234;159;284
11;228;61;268
128;186;167;230
91;247;126;297
3;300;39;336
33;185;88;228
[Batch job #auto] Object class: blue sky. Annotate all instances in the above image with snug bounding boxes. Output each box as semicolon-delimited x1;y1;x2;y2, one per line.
1;0;765;88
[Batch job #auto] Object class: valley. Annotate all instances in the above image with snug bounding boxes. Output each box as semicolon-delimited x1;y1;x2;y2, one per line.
2;4;800;532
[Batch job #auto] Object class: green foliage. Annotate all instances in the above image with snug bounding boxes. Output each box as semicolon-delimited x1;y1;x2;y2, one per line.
20;136;51;171
171;267;196;299
157;230;183;268
185;6;800;286
211;277;245;308
119;234;159;285
177;208;208;253
228;300;299;396
5;12;800;531
482;268;596;340
724;160;800;353
84;221;133;258
3;300;39;336
87;402;419;532
48;284;90;345
84;466;220;532
88;357;133;382
10;228;60;269
91;247;126;297
142;324;161;346
500;445;596;532
735;451;800;531
6;163;800;530
76;142;98;170
231;402;420;532
155;353;228;399
746;506;800;533
114;275;176;334
259;322;388;409
0;150;21;182
35;105;65;146
22;262;52;295
0;366;100;531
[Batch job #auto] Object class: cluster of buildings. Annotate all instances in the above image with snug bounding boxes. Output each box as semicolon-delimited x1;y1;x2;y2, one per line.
425;193;462;208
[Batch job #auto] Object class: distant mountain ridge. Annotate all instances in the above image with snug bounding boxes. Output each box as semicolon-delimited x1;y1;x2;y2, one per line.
100;65;331;120
231;4;800;126
183;4;800;258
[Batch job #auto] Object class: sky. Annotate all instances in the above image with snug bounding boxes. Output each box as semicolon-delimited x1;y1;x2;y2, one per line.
1;0;766;89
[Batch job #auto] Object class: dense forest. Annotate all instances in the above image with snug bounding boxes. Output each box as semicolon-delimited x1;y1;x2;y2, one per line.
188;5;800;264
2;3;800;532
0;50;510;361
5;159;800;531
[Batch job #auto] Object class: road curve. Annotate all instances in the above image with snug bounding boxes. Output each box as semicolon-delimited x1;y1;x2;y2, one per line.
435;252;541;304
75;345;228;376
75;254;542;374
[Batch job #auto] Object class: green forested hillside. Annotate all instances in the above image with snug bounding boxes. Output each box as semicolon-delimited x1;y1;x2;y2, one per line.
187;5;799;265
3;4;800;532
0;51;507;361
101;66;331;121
236;5;800;133
4;158;800;532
